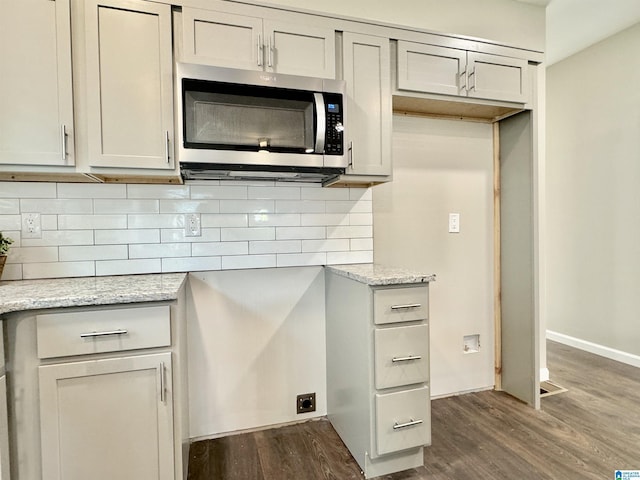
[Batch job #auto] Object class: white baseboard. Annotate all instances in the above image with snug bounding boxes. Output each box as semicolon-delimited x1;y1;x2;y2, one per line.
547;330;640;369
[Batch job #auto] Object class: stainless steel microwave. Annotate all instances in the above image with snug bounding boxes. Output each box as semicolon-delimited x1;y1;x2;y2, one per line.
176;63;347;184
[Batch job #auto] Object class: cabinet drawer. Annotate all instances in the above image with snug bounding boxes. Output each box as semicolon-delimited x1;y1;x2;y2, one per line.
36;305;170;359
373;286;428;325
374;386;430;457
375;324;429;389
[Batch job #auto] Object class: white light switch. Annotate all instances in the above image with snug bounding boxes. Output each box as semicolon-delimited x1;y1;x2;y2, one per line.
448;213;460;233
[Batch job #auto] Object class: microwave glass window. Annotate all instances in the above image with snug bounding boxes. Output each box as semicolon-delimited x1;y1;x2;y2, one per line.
184;91;314;152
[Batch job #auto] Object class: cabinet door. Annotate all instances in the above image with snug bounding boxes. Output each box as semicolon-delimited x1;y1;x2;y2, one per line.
181;8;263;70
0;0;74;166
467;52;529;103
85;0;174;169
0;376;9;480
397;41;466;97
342;33;391;177
39;353;174;480
264;20;335;79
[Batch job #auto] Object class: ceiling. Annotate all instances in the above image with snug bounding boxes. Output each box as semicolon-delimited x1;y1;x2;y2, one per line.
517;0;640;65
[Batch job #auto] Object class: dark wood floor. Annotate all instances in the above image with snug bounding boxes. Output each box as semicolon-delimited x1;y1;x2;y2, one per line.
187;341;640;479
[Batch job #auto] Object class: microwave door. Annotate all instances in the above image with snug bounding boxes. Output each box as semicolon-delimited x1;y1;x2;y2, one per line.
313;93;325;154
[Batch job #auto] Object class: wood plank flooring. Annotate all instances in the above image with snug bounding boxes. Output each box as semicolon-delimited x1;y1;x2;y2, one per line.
187;341;640;479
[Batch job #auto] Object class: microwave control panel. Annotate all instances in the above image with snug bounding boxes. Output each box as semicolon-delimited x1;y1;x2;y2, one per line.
324;94;344;155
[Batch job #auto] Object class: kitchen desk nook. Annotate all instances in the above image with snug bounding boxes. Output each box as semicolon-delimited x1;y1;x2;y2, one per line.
0;274;189;480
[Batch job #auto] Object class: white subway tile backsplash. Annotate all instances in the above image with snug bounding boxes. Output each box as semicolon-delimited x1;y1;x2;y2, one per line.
95;258;161;276
301;239;350;252
0;199;19;214
162;256;221;273
191;185;248;200
221;254;276;270
94;199;159;214
21;230;94;247
275;226;325;240
127;184;190;199
95;229;160;245
57;183;127;199
20;199;93;214
128;214;184;229
1;182;373;279
0;182;56;198
277;252;326;267
59;245;128;262
0;263;22;281
23;261;95;280
219;199;275;214
249;240;301;255
248;213;300;227
129;243;191;259
327;250;373;265
161;228;221;243
221;227;275;242
58;215;127;230
192;242;248;256
160;200;220;214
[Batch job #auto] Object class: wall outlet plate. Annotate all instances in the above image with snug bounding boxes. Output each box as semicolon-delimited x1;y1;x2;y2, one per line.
22;213;42;239
184;213;201;237
297;393;316;414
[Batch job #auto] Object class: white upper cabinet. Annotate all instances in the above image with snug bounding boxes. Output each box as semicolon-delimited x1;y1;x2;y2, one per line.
85;0;174;170
181;7;335;79
397;41;529;104
340;33;392;181
0;0;74;166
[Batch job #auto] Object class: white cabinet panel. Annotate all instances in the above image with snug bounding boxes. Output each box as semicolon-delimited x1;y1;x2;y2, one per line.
0;0;74;166
467;52;528;103
341;33;392;179
0;376;9;480
397;42;466;96
85;0;174;170
182;8;335;79
373;286;428;325
375;386;431;457
39;352;174;480
374;324;430;389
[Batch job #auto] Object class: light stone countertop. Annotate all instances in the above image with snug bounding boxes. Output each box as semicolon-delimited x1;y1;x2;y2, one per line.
326;264;436;286
0;273;187;316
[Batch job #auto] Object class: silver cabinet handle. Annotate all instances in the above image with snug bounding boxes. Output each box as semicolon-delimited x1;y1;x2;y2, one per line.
348;141;354;168
313;93;325;154
257;34;263;67
390;303;422;310
393;418;423;430
165;130;170;163
468;69;476;91
80;329;128;338
159;361;166;403
267;36;273;68
61;124;68;161
459;70;467;93
392;355;422;363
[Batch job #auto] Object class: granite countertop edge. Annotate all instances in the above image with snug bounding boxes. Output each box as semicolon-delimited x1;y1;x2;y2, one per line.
325;264;436;286
0;273;188;316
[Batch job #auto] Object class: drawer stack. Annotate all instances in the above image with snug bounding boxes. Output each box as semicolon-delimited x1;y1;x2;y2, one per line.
325;268;433;479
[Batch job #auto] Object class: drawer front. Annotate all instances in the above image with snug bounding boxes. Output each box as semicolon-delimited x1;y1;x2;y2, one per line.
375;386;431;457
375;324;429;389
373;286;428;325
36;305;171;359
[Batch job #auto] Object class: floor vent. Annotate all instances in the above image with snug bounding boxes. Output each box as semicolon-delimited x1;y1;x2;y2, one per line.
540;380;568;398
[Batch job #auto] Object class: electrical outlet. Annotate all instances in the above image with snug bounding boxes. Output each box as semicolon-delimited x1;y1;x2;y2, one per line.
184;213;201;237
448;213;460;233
297;393;316;414
22;213;42;239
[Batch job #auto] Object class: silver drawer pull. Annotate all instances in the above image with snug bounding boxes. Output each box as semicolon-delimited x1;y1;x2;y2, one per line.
390;303;422;310
393;418;423;430
392;355;422;363
80;329;128;338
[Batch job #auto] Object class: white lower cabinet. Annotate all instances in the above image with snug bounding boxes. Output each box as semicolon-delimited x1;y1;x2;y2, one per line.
0;375;9;480
326;270;431;478
39;353;174;480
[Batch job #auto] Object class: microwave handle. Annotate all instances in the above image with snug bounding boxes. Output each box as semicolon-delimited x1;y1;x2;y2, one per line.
313;93;326;154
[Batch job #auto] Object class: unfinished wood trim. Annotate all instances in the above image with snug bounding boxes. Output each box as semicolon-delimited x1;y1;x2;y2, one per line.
493;121;502;390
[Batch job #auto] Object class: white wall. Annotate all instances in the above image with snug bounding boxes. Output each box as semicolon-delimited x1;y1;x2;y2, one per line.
186;267;326;437
0;181;372;280
546;23;640;358
374;115;495;397
252;0;545;52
